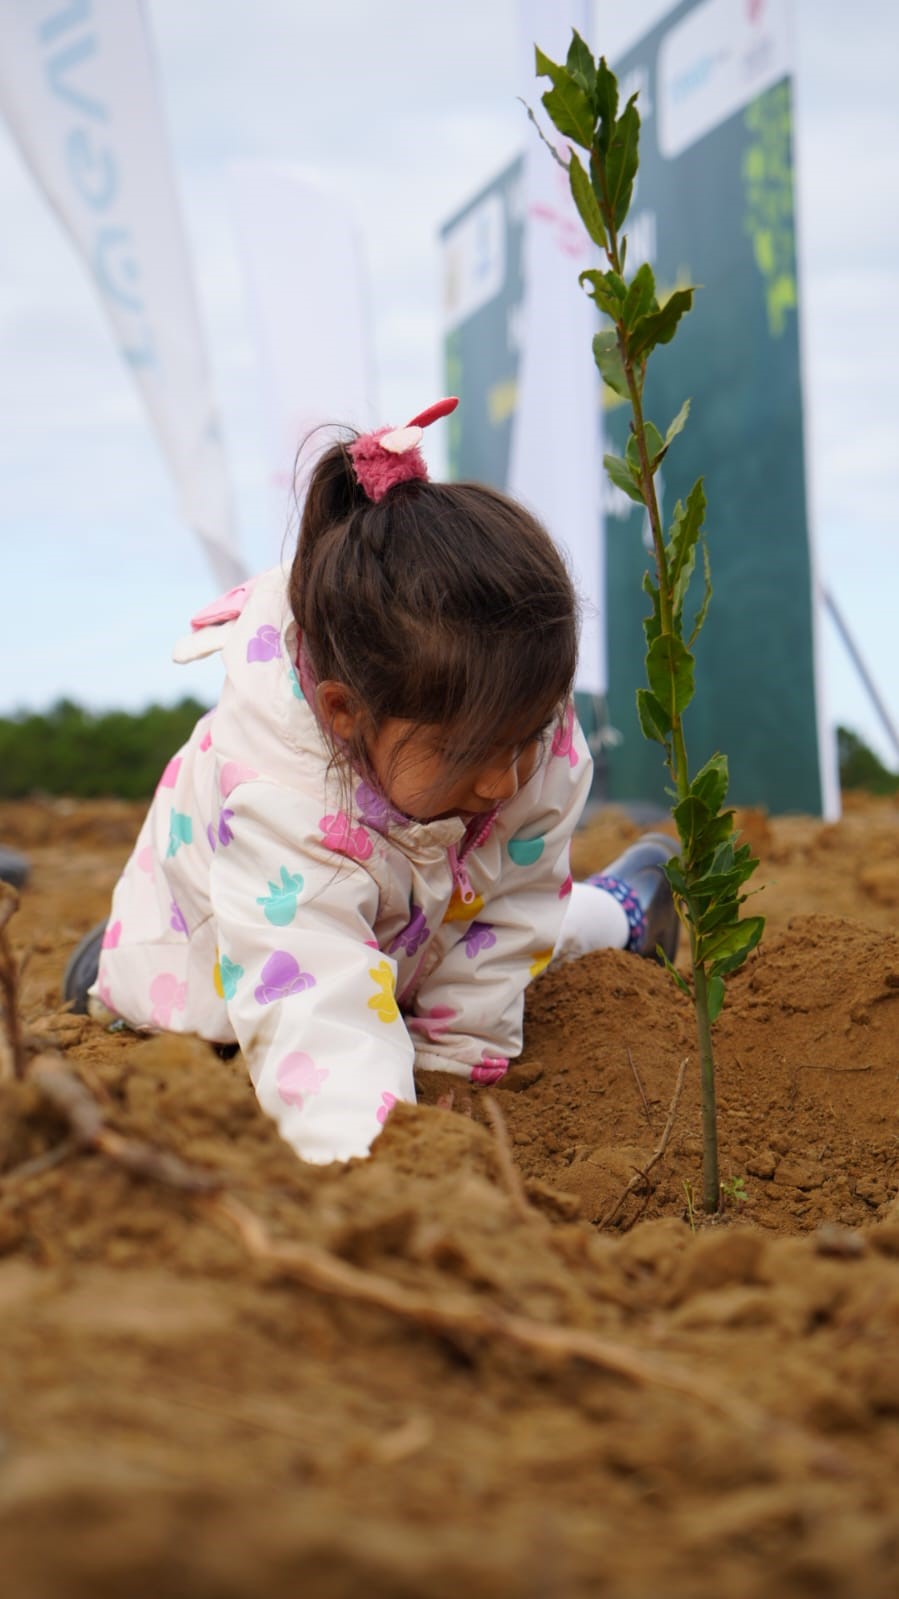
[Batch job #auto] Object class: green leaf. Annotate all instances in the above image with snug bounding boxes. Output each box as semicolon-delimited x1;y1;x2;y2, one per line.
636;687;671;743
642;571;662;648
593;57;619;152
605;96;640;227
646;633;695;721
698;915;765;971
690;753;729;816
626;421;665;476
673;794;710;856
687;539;713;648
579;269;626;317
665;398;691;449
566;29;596;97
519;98;568;169
669;479;707;620
569;150;607;248
603;452;644;504
659;948;691;998
622;263;658;332
706;974;726;1023
536;46;596;148
592;330;628;398
630;287;695;359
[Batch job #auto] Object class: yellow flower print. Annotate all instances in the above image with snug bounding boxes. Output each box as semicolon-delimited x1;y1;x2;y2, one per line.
367;960;399;1024
529;948;554;979
443;887;485;923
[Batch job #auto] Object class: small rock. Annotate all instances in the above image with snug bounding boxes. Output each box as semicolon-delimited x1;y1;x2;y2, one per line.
775;1160;823;1191
746;1150;777;1180
813;1223;866;1259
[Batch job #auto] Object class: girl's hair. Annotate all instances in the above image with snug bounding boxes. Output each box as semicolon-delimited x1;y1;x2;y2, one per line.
289;435;579;799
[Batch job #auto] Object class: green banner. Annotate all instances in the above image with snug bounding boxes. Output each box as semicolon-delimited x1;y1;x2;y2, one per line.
604;3;823;812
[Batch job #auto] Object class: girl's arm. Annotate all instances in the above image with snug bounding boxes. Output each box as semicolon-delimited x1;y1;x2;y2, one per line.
209;779;414;1164
409;714;594;1081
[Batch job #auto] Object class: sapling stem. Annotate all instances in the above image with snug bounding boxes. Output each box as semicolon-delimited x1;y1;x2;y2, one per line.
534;34;765;1214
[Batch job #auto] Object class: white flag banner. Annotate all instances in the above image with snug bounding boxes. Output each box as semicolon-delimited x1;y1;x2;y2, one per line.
509;0;604;693
230;162;376;511
0;0;243;588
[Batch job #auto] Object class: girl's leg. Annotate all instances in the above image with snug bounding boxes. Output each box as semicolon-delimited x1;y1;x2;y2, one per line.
555;834;679;965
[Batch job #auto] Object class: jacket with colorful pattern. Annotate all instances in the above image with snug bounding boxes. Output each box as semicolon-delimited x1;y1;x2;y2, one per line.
94;568;593;1163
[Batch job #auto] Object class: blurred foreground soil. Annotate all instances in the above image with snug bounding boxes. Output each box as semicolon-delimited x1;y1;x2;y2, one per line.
0;792;897;1598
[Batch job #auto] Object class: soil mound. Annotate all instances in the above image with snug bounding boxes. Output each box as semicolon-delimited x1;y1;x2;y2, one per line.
1;794;898;1598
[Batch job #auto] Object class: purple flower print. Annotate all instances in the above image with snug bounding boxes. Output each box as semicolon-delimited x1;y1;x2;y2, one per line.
170;900;188;935
355;781;403;832
246;624;282;663
254;950;316;1006
206;808;235;853
389;906;430;958
462;920;496;959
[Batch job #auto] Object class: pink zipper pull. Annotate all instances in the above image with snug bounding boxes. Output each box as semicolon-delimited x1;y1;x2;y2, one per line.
448;845;476;905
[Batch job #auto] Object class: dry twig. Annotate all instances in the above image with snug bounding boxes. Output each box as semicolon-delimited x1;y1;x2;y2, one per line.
626;1046;654;1127
483;1093;534;1223
599;1057;689;1230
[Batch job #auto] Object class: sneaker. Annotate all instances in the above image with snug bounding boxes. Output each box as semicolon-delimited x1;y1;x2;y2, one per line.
62;921;108;1014
588;833;680;965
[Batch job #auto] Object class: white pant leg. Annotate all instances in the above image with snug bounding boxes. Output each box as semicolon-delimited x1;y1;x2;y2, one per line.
552;880;629;964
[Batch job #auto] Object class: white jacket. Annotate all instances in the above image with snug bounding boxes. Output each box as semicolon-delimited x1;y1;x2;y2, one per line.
95;568;593;1163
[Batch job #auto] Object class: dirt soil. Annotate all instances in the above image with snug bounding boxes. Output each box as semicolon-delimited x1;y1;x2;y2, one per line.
0;792;897;1598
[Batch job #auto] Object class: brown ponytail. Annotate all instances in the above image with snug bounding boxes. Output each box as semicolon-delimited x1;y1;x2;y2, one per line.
289;434;579;789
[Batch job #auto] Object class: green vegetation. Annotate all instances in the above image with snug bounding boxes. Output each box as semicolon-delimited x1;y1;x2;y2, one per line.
0;699;208;800
838;727;899;796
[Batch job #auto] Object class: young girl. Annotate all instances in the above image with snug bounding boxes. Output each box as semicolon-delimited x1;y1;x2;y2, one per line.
66;399;677;1165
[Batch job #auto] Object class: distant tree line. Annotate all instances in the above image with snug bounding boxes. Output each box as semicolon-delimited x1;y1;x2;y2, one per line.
0;699;209;800
0;701;895;801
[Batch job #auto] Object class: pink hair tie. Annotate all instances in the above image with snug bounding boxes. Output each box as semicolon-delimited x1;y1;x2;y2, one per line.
348;397;458;502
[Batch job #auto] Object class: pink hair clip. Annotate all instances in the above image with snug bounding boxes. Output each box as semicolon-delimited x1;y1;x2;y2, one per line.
348;396;458;502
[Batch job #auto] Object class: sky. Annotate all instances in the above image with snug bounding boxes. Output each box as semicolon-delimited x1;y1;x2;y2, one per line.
1;0;897;773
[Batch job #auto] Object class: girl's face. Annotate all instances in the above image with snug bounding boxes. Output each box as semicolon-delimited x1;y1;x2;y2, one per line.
366;718;545;823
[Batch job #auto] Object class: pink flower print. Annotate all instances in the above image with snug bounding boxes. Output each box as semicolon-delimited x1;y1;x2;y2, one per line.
219;761;258;799
407;1004;456;1043
170;901;188;936
149;971;187;1029
199;726;213;752
389;906;430;957
254;951;316;1006
551;702;578;768
558;873;573;899
462;920;496;959
159;755;182;789
246;624;282;663
137;846;155;876
367;961;399;1024
319;811;373;862
276;1051;330;1109
101;920;122;950
376;1091;398;1126
471;1055;509;1085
